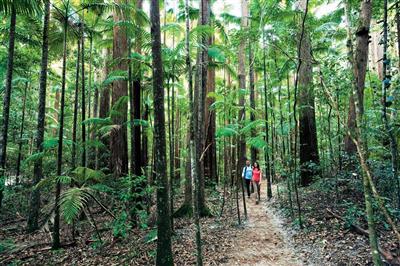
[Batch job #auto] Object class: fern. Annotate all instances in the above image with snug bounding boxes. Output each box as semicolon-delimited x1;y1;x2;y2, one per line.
60;187;92;224
72;167;106;185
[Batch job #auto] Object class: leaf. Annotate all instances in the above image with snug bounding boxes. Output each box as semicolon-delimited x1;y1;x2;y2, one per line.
144;229;158;243
60;187;92;224
208;46;225;62
216;126;238;138
72;167;106;185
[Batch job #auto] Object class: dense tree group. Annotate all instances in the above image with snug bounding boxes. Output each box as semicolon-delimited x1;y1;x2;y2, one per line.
1;0;400;265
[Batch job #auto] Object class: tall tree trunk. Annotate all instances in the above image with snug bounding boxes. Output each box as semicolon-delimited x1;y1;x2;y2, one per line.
237;0;248;217
175;3;193;218
111;2;129;177
344;0;357;155
131;0;143;177
150;0;173;264
204;34;217;184
194;0;210;216
27;0;50;232
99;48;111;170
262;32;272;199
81;22;87;168
128;0;144;224
141;96;149;174
189;0;204;262
249;39;257;163
348;1;381;264
0;2;16;208
16;81;29;180
92;75;99;169
298;4;319;186
72;39;80;170
53;10;69;249
88;36;96;168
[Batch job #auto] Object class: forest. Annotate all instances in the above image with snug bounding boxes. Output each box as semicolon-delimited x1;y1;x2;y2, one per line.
1;0;400;265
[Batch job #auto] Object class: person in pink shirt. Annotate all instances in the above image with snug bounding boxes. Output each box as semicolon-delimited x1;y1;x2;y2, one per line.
252;162;262;204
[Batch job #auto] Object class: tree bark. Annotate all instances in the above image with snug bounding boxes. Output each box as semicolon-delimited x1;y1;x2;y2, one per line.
81;22;87;168
53;10;69;249
16;81;29;179
99;48;111;170
237;0;249;217
204;34;217;184
0;2;16;209
193;0;211;216
111;1;129;177
249;40;257;163
262;32;272;199
150;0;173;264
130;0;143;177
175;2;194;218
72;39;80;170
349;1;382;264
298;29;319;186
27;0;50;232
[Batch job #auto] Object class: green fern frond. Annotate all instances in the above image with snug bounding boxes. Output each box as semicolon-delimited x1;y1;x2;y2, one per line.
60;187;92;224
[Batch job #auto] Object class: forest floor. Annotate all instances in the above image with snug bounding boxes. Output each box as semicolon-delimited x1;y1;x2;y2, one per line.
1;183;305;265
220;185;302;266
1;177;399;265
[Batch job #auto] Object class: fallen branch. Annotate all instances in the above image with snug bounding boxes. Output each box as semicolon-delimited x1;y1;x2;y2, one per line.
326;208;399;264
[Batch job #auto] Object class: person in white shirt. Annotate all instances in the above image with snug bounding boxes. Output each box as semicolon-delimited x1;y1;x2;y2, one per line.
242;159;253;198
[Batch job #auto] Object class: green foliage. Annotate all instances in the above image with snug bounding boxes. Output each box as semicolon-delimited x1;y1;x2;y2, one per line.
112;211;131;238
0;239;15;254
144;229;158;243
342;201;364;229
60;187;91;224
216;125;238;138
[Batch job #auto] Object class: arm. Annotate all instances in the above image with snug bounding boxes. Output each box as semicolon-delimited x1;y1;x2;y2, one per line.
242;167;245;178
260;170;262;184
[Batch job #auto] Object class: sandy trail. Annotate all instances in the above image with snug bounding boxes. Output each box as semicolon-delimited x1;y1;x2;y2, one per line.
221;185;302;266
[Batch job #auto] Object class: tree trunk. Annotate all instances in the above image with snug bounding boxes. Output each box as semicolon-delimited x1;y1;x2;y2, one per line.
27;0;50;232
16;82;29;179
72;39;80;170
81;22;87;168
0;2;16;208
204;34;217;184
349;1;382;264
193;0;211;217
150;0;173;264
249;40;257;163
298;19;319;186
175;3;194;218
130;0;143;177
142;97;149;174
111;2;129;177
237;0;249;217
262;32;272;199
53;11;69;249
99;48;111;170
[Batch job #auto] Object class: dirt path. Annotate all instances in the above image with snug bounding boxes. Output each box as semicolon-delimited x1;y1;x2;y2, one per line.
221;185;302;266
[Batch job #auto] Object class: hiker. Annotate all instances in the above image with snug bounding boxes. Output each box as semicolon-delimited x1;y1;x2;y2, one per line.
252;162;262;203
242;159;253;198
